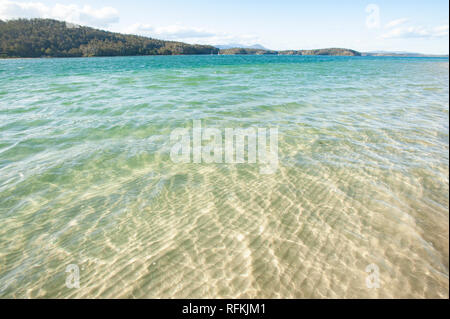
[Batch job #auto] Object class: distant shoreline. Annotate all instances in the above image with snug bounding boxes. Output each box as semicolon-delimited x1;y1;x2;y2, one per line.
361;53;449;58
1;54;448;60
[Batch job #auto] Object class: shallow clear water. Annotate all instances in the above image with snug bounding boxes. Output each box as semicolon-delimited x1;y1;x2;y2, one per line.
0;55;448;298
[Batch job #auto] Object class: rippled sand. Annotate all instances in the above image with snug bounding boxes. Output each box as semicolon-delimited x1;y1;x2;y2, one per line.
0;56;448;298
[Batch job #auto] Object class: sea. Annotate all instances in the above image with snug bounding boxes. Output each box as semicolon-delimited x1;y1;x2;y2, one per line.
0;55;448;298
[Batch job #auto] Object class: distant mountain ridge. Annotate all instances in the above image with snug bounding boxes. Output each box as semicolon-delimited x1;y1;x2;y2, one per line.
215;44;269;50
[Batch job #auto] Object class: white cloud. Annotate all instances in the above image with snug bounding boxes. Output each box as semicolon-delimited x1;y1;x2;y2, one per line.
124;23;261;46
0;0;119;27
125;24;215;40
381;24;449;39
385;18;409;29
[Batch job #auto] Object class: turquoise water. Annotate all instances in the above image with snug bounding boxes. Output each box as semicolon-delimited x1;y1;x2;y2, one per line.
0;55;448;298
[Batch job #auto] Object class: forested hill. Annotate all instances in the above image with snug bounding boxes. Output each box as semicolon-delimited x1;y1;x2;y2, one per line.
0;19;363;58
0;19;219;58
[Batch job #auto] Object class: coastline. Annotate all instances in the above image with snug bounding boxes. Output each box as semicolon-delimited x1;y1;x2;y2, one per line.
1;54;448;60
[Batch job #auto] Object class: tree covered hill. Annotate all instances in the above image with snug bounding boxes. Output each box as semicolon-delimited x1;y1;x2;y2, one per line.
0;19;219;58
0;19;362;58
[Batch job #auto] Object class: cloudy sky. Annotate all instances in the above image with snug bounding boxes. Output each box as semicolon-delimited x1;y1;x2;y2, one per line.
0;0;448;54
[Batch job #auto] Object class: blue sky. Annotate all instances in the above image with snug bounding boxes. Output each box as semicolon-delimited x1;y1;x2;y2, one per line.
0;0;448;54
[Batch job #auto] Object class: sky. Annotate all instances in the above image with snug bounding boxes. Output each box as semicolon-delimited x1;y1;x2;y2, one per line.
0;0;448;54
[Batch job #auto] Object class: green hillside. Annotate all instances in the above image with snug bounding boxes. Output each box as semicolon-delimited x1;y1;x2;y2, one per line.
0;19;218;58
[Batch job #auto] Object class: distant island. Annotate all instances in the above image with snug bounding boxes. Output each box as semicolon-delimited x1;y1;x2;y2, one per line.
361;51;448;57
0;19;446;59
219;48;361;56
